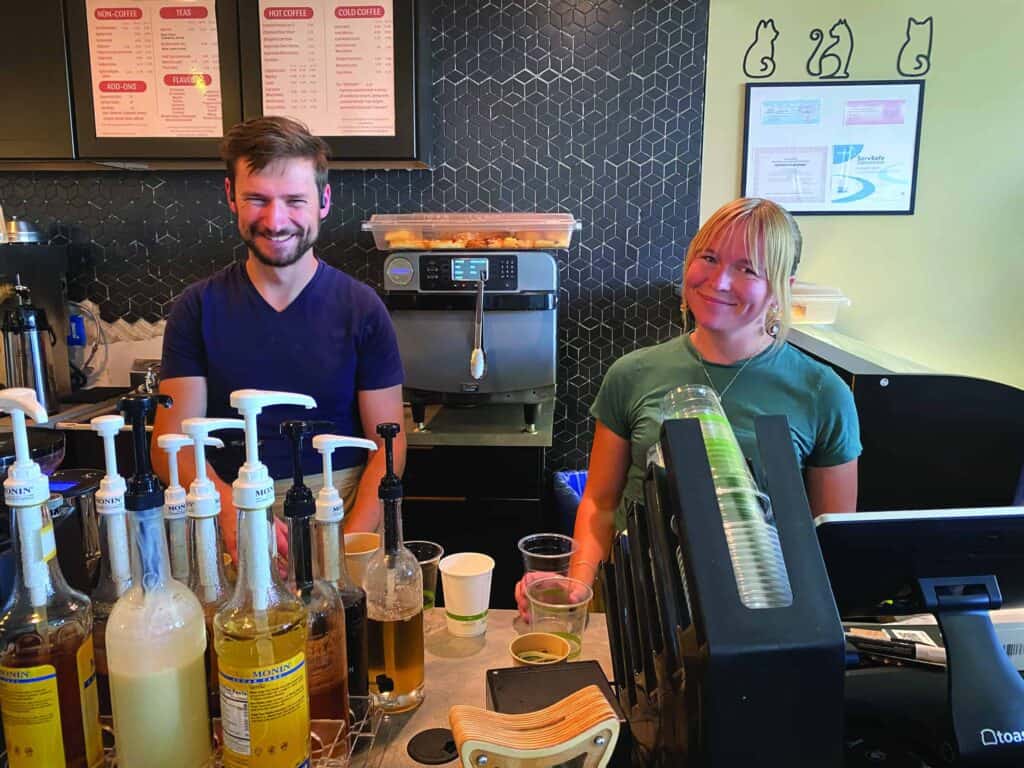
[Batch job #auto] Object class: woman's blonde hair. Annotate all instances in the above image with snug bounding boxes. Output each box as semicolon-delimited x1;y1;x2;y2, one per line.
680;197;802;347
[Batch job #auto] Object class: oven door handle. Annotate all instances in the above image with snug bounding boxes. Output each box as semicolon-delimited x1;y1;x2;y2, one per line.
470;272;487;380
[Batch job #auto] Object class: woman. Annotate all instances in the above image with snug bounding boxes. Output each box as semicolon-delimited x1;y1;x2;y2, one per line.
516;197;861;613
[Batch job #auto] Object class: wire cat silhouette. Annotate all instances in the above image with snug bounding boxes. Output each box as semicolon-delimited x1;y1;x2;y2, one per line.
897;16;933;76
807;19;854;79
743;19;779;79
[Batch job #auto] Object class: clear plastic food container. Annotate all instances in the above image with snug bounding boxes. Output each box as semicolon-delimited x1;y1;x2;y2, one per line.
791;281;851;325
361;213;580;251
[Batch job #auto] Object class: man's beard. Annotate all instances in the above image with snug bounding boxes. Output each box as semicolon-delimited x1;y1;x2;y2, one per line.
242;224;319;268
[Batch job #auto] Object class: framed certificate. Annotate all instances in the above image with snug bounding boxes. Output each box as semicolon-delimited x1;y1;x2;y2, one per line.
742;80;925;215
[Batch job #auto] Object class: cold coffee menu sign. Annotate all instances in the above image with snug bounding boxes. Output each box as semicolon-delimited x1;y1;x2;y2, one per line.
85;1;224;138
259;1;396;137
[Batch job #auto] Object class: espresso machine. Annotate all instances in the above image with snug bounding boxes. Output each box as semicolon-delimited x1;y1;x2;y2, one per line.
371;214;571;432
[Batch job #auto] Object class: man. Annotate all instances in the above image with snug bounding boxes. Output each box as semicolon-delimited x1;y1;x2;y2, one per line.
152;116;405;558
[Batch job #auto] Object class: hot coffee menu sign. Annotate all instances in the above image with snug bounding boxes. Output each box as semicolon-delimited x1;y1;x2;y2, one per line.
85;0;224;138
258;1;397;137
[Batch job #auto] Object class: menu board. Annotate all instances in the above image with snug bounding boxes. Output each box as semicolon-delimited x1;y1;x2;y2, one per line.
743;81;925;215
85;0;224;138
258;0;396;137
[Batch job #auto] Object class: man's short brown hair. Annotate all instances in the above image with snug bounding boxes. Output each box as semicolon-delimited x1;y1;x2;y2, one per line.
221;116;331;202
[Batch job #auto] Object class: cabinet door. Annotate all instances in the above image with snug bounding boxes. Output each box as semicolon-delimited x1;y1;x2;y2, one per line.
0;0;75;158
402;498;543;610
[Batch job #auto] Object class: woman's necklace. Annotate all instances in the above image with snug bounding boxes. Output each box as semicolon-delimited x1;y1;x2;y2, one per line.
691;337;759;401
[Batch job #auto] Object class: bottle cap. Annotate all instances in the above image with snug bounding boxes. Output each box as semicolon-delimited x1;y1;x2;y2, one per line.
0;388;49;507
180;418;244;519
312;433;378;522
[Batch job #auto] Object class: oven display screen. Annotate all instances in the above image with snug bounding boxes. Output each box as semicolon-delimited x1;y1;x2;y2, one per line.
451;258;490;282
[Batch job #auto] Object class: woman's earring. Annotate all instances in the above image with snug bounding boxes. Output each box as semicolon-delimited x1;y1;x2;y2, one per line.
765;306;781;337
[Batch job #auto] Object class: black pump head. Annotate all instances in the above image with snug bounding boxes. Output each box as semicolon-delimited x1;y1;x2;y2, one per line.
118;392;172;511
376;422;402;501
280;419;333;519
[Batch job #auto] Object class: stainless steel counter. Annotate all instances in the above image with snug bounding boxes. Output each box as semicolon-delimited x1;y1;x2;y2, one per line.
359;607;611;768
404;403;554;448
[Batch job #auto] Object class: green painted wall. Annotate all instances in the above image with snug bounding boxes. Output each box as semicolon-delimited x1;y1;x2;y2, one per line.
701;0;1024;387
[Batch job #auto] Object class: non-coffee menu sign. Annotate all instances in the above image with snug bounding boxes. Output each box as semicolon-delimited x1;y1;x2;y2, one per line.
85;0;224;138
259;1;396;137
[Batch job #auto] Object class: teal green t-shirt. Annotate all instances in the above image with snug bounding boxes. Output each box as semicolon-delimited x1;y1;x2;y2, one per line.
590;334;861;530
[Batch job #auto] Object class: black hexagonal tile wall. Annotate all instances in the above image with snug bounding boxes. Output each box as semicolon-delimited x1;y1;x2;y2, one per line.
0;0;708;472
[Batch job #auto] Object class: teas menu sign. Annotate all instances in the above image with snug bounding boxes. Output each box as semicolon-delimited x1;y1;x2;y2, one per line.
85;0;224;138
258;1;396;137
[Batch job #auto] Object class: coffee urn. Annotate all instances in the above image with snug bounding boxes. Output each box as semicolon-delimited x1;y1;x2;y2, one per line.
2;276;60;414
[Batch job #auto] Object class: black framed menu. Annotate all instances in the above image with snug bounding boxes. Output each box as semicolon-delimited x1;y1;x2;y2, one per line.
66;0;242;159
238;0;432;165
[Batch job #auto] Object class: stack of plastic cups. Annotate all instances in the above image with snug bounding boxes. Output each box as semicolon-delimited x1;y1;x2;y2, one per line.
660;385;793;609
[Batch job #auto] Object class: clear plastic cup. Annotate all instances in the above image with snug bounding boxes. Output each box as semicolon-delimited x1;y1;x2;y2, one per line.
405;540;444;609
526;576;593;659
518;533;576;576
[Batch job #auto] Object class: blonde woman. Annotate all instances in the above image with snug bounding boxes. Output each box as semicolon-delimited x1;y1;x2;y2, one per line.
515;198;860;614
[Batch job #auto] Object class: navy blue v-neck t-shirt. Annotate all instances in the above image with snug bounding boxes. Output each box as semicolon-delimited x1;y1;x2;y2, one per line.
161;260;404;481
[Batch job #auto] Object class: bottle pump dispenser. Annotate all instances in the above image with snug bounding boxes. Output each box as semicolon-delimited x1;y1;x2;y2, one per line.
164;420;237;719
106;393;212;768
0;388;104;768
214;390;316;768
281;419;350;729
157;432;223;583
312;433;378;713
88;413;132;716
364;422;425;713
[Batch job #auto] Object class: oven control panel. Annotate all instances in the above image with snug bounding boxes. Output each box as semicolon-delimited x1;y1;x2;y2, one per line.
418;253;518;291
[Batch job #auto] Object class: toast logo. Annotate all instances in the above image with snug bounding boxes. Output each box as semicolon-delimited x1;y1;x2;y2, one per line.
981;728;1024;746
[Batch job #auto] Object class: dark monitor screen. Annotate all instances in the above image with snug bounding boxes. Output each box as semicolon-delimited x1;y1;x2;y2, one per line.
815;508;1024;617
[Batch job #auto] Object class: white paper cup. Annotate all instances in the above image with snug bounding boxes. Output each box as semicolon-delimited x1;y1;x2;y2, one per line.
344;532;380;588
439;552;495;637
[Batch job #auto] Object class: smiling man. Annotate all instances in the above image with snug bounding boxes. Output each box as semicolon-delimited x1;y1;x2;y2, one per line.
152;116;405;558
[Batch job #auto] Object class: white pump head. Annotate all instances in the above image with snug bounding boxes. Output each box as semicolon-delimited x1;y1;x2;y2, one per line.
177;417;245;519
0;388;49;508
89;413;132;590
228;389;315;511
0;388;50;606
158;432;226;520
312;434;378;523
229;390;315;610
90;414;127;517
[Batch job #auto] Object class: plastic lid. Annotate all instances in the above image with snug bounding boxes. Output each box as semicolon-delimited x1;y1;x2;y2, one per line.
792;281;849;300
0;388;50;507
363;212;579;231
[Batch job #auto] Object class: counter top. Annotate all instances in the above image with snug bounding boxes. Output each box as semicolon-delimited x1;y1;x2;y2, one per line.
404;403;554;448
359;607;611;767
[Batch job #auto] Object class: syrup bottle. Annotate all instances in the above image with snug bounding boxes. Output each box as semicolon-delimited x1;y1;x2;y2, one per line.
0;387;103;768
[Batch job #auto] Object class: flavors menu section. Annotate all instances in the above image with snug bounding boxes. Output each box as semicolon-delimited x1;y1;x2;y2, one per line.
258;0;396;137
85;0;224;137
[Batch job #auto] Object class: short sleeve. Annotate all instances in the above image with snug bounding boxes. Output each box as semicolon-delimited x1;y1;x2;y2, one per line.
160;286;207;380
590;356;633;440
355;290;404;391
807;369;862;467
